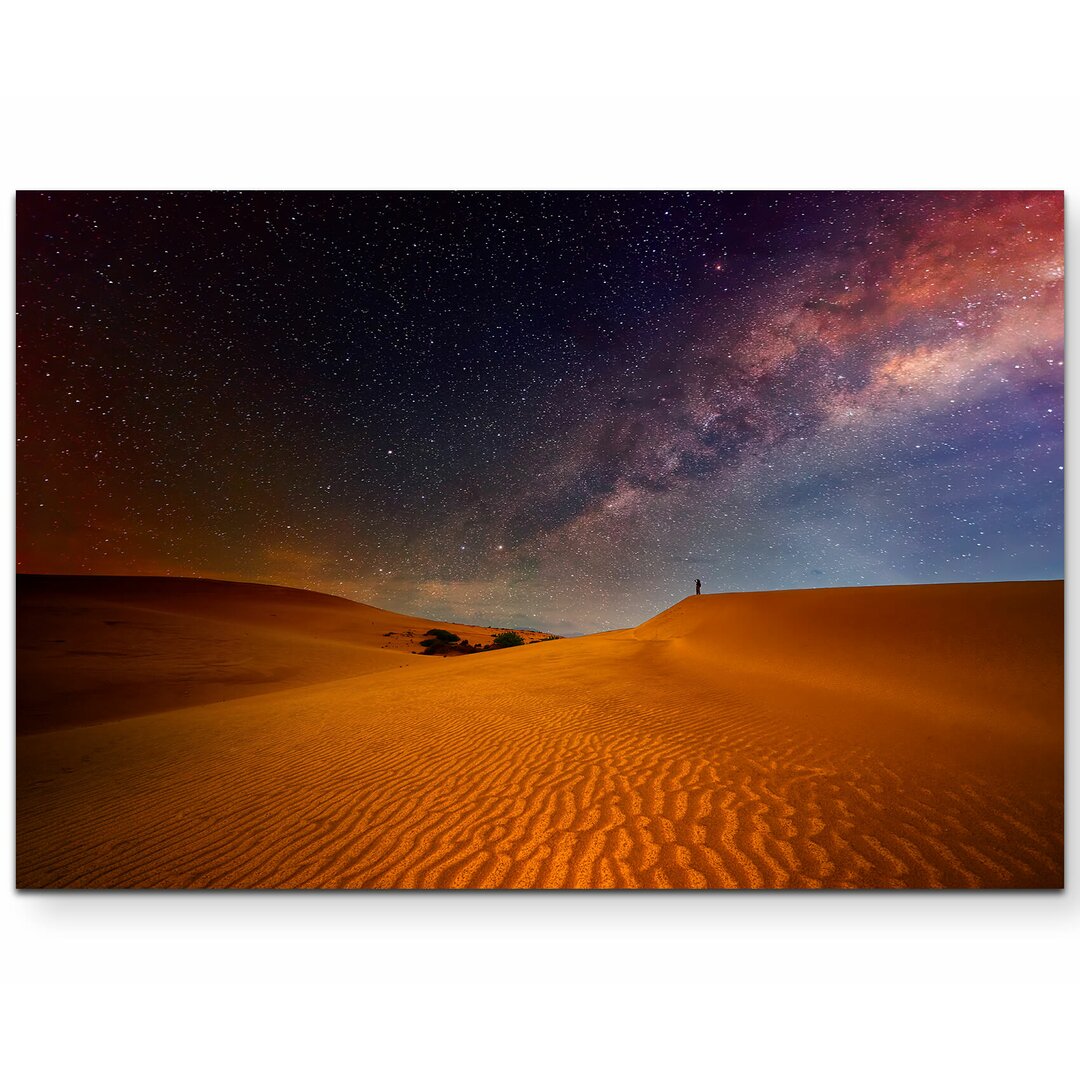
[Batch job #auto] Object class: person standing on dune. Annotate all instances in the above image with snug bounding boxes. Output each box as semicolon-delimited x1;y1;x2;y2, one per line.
695;579;701;596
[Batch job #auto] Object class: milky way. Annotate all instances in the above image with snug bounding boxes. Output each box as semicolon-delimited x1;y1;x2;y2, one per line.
17;191;1063;633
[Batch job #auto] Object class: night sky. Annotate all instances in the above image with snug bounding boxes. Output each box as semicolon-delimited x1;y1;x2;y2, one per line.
17;191;1064;634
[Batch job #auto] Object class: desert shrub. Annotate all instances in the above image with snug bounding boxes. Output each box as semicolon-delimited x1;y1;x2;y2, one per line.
492;630;525;649
424;628;461;643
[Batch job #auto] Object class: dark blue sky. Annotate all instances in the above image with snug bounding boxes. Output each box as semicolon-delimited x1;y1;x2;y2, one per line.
18;191;1063;633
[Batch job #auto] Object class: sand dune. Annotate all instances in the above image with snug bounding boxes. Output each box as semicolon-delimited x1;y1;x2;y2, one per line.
16;574;549;734
16;578;1063;888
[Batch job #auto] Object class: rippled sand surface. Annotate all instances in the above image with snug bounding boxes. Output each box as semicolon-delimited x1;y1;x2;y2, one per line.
17;579;1063;888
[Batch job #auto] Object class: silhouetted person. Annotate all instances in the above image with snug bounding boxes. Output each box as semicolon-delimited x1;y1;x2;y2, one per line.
695;579;701;596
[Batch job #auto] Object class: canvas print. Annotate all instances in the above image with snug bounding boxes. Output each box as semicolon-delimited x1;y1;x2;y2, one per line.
16;190;1063;889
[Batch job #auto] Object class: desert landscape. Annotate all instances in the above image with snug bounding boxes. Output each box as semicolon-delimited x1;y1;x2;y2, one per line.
17;191;1064;890
16;574;1063;889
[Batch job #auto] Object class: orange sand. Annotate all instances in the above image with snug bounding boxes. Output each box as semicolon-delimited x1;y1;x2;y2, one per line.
17;575;549;734
16;577;1063;888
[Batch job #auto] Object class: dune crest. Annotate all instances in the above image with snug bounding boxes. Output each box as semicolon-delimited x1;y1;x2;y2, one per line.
16;574;550;734
16;578;1063;888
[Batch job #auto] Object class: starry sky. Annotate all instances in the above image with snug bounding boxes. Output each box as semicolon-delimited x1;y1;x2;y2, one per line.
17;191;1064;634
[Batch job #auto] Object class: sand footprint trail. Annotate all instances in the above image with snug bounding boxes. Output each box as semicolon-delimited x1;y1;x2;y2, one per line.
16;580;1063;888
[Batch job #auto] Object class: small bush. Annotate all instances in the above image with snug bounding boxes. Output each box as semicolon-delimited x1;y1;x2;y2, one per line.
424;628;461;643
492;631;525;649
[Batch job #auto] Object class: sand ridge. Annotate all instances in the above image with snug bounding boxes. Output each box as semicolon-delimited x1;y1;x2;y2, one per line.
16;578;1063;888
16;574;550;734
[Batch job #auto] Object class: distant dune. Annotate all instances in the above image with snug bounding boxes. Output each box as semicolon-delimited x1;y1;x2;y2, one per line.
16;577;1063;888
16;574;550;734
